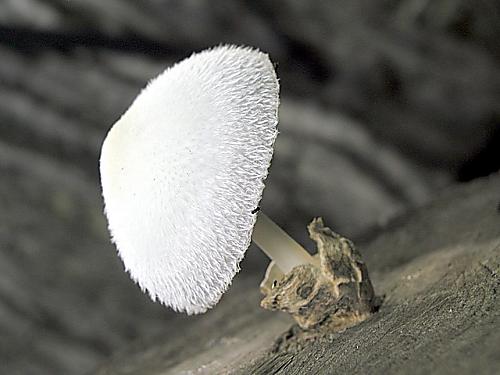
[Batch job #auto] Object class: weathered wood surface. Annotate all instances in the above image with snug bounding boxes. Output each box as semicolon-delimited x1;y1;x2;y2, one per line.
96;174;500;375
0;1;499;374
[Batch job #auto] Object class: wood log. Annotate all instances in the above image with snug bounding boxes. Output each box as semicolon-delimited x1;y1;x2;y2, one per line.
95;174;500;374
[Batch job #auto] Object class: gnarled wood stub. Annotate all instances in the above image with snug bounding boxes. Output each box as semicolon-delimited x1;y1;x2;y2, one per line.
261;218;376;331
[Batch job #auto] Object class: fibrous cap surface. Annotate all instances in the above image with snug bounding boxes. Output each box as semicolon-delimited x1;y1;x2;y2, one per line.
100;45;279;314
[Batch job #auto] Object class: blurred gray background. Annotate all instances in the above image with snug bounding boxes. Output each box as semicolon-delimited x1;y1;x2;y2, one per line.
0;1;499;374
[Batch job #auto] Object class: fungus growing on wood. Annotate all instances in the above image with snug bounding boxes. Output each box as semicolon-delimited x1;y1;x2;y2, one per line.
100;45;376;330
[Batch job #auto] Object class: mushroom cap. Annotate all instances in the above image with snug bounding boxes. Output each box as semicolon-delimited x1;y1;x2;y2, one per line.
100;45;279;314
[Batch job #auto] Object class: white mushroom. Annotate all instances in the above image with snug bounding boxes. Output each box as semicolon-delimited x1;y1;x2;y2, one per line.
100;45;315;314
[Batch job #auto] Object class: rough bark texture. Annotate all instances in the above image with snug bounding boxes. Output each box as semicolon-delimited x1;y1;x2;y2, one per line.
95;174;500;374
261;218;376;331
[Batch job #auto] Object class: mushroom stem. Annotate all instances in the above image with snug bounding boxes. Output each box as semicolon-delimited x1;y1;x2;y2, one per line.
252;213;318;273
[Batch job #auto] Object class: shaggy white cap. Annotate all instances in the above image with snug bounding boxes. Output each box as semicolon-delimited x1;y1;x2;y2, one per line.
100;45;279;314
